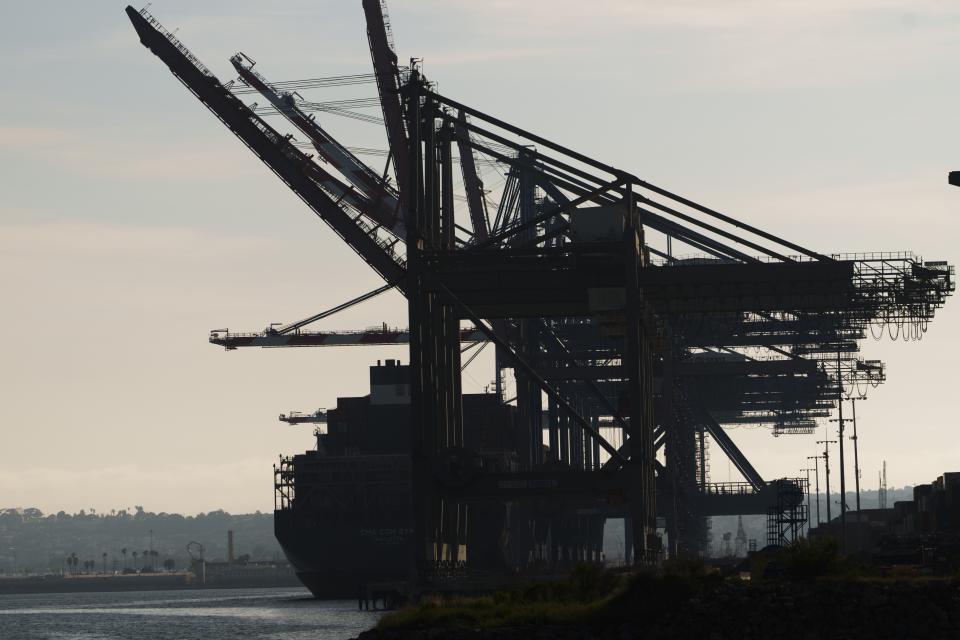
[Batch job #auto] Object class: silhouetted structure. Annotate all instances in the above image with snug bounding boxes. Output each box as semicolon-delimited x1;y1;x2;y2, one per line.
126;1;954;595
811;471;960;567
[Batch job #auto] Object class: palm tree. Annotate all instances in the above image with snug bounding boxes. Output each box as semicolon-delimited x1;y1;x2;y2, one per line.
143;550;149;571
132;551;138;570
102;552;108;574
121;548;128;569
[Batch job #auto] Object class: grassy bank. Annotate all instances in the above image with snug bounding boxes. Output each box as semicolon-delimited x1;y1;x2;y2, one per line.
376;561;719;631
369;544;960;638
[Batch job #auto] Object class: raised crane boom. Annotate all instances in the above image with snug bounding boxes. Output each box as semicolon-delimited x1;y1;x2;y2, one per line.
126;6;407;289
230;53;404;237
362;0;410;203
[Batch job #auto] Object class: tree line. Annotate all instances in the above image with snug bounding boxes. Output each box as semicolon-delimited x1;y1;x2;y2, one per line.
0;506;282;575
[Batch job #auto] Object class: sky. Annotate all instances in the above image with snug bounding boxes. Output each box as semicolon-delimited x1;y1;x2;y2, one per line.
1;0;958;515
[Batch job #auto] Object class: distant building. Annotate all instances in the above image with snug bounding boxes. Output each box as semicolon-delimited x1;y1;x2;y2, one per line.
810;471;960;567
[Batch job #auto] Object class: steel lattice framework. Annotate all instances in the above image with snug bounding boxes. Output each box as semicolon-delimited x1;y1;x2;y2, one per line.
127;2;953;572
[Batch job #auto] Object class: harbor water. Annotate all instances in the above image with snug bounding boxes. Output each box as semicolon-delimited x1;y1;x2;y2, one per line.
0;587;380;640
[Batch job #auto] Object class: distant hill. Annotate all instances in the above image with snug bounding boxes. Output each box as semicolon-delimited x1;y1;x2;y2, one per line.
4;488;920;572
0;507;281;574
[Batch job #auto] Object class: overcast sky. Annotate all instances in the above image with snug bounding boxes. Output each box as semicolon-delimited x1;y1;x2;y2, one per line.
2;0;958;515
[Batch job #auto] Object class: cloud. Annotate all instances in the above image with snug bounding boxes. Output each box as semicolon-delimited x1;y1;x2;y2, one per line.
0;220;269;263
57;143;264;181
0;122;265;181
0;126;70;147
421;0;960;31
402;0;960;92
418;45;583;67
0;459;274;515
710;170;957;256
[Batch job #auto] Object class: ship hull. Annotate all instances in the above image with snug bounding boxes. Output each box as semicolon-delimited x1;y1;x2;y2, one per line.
275;509;413;598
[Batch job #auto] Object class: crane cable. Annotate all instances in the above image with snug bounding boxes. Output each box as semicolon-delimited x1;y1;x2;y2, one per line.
230;73;377;94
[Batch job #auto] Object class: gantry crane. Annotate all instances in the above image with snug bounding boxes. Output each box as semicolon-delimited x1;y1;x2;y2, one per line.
127;2;953;569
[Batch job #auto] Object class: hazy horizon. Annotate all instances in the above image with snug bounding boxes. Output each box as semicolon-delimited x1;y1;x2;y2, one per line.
2;0;958;514
2;483;922;518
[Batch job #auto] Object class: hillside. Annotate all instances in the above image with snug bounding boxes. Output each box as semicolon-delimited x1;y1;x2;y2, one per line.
0;507;281;574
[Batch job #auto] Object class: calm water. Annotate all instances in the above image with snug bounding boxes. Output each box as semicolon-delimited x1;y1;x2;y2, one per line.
0;587;381;640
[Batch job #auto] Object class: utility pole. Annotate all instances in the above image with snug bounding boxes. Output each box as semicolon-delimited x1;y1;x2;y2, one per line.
850;398;861;513
817;436;836;523
879;461;888;509
836;350;846;552
801;467;814;535
828;409;851;540
807;455;822;525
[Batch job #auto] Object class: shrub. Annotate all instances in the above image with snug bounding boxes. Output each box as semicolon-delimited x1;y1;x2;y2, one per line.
378;564;622;630
780;537;842;580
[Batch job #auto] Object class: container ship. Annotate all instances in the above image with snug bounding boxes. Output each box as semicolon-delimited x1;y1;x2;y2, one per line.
273;359;521;598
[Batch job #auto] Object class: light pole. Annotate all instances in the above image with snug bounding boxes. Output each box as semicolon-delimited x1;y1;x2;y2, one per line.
807;455;822;525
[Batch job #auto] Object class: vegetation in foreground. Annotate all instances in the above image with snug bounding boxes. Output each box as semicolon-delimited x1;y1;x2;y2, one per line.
377;561;719;631
375;542;960;637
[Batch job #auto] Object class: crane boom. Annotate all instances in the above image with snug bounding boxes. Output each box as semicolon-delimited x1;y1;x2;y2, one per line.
209;323;857;352
126;6;407;289
210;325;486;349
294;144;384;218
279;410;327;424
361;0;410;202
230;53;404;237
